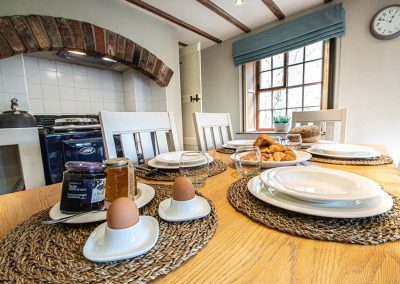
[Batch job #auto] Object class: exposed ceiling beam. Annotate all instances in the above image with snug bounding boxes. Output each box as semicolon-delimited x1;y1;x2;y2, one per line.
178;41;188;47
124;0;222;44
324;0;333;3
260;0;286;20
197;0;251;33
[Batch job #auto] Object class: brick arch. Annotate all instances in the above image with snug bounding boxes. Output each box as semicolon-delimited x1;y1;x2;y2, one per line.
0;15;173;87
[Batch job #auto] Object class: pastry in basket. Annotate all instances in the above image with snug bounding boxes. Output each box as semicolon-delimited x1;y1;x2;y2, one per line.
288;125;321;143
253;134;277;147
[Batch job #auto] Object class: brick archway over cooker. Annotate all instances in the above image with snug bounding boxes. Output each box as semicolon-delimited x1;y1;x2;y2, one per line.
0;15;174;87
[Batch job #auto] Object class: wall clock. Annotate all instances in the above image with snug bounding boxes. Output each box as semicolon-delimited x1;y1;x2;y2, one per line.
370;4;400;40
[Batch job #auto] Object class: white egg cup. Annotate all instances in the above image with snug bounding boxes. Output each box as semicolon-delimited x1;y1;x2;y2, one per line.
158;195;211;222
83;216;159;262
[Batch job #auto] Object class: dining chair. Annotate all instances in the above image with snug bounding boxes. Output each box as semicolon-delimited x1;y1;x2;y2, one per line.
193;112;234;151
291;108;348;143
99;111;181;163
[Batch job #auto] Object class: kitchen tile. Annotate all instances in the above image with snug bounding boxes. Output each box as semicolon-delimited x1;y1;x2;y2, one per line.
61;100;77;114
59;86;75;100
102;90;114;103
87;68;100;77
113;79;123;92
43;99;61;114
88;75;101;90
27;83;42;99
57;72;74;87
28;98;44;114
38;58;56;71
0;55;24;75
1;75;27;93
3;92;29;111
103;102;115;111
40;70;58;85
25;68;40;84
115;103;125;112
100;70;113;81
112;71;122;81
123;90;135;103
115;91;124;103
89;89;102;102
41;84;60;100
101;79;114;91
72;65;87;76
0;93;5;111
90;101;104;114
23;56;39;70
125;102;135;112
76;101;91;114
56;62;72;74
75;88;90;101
0;75;2;92
73;74;88;88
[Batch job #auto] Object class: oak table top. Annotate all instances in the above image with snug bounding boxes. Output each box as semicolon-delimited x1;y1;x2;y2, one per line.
1;145;400;284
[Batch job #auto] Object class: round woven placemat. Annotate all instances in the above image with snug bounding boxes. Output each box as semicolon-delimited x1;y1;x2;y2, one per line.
0;185;217;283
216;148;235;154
227;178;400;245
136;159;227;181
309;154;393;166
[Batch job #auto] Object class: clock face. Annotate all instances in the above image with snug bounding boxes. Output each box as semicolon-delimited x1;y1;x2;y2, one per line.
371;5;400;40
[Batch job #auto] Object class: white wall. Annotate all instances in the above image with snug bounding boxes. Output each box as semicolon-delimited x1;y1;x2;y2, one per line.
0;0;183;146
201;0;400;163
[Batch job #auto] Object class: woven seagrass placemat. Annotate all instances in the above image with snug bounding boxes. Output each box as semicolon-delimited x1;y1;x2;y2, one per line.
0;184;217;283
136;159;227;181
227;178;400;245
309;154;393;166
216;148;235;154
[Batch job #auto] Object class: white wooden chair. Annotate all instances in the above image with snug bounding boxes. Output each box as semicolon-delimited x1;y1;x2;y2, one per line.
193;112;234;151
291;108;348;143
99;111;180;163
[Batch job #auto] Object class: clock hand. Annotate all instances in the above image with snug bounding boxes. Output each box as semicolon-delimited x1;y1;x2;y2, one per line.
390;10;398;23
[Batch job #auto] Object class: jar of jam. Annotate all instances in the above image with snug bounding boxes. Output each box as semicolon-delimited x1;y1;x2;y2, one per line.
105;158;137;202
60;161;106;213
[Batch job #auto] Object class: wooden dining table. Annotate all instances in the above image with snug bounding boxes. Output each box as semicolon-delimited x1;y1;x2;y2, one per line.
1;145;400;283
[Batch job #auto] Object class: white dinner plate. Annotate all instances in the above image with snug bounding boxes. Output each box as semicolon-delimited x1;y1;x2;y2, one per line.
301;140;336;148
260;167;382;202
248;176;393;218
158;196;211;222
155;151;210;166
310;144;374;156
147;156;214;169
306;148;381;159
49;183;155;224
230;150;311;168
83;216;159;262
223;144;238;150
226;140;255;147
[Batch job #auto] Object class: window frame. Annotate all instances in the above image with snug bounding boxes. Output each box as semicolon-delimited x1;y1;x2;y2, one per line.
254;40;332;131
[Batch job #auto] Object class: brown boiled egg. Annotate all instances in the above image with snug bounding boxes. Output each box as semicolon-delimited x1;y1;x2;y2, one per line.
172;176;196;201
106;197;139;229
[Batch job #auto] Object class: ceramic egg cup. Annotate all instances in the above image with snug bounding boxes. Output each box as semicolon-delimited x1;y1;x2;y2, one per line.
158;195;211;222
83;216;159;262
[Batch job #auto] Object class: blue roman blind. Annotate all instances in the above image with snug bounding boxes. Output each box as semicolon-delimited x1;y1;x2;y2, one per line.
232;3;345;66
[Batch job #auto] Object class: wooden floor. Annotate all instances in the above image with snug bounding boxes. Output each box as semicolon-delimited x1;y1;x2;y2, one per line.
0;145;400;284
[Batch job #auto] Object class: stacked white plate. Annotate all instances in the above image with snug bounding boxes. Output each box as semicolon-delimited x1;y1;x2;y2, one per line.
306;144;381;159
223;140;254;149
248;166;392;218
147;151;213;169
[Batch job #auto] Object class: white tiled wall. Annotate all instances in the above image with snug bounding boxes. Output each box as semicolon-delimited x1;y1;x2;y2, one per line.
24;56;125;114
0;55;29;112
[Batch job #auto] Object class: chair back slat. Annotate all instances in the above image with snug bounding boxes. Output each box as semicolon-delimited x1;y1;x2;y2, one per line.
140;132;155;160
120;133;138;163
155;131;169;155
193;112;234;151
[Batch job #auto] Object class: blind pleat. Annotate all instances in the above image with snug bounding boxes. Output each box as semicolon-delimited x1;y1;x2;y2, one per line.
232;4;345;66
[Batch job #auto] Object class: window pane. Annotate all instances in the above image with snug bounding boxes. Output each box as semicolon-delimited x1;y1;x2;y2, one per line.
304;84;321;107
287;87;302;108
304;60;322;84
260;58;271;71
272;68;284;87
288;64;303;86
259;91;272;110
305;41;323;61
259;111;272;128
287;107;303;118
260;71;271;89
273;109;286;119
288;47;304;65
273;89;286;109
273;53;284;68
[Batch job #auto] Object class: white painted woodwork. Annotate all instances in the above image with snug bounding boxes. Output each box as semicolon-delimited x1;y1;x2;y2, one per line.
180;42;203;150
193;112;234;151
292;108;348;143
0;128;45;190
99;111;181;163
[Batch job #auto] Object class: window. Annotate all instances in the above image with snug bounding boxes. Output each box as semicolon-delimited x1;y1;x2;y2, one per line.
243;40;333;131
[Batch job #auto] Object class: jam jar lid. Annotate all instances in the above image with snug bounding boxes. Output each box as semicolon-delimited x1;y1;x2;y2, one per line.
104;157;129;167
65;161;105;173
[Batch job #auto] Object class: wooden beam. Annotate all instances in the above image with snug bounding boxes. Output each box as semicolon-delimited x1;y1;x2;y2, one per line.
260;0;285;20
324;0;333;3
124;0;222;44
178;41;188;47
197;0;251;33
